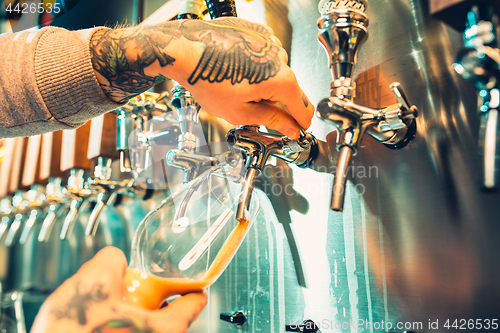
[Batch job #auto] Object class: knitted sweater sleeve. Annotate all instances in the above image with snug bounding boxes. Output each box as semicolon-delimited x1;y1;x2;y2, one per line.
0;27;123;138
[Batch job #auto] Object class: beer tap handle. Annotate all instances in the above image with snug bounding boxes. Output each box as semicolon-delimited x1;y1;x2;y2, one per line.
37;132;66;242
60;198;88;239
85;192;115;237
8;138;29;195
88;113;120;163
39;131;66;181
0;138;17;199
83;114;119;236
38;203;60;242
60;122;93;172
21;135;44;188
18;136;45;245
60;123;94;240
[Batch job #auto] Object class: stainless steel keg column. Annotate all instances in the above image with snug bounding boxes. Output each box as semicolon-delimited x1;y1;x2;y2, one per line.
165;1;214;185
165;0;244;223
316;0;419;211
166;0;240;185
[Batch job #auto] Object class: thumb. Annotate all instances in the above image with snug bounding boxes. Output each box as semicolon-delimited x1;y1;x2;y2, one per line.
241;102;301;139
72;246;128;298
149;291;208;332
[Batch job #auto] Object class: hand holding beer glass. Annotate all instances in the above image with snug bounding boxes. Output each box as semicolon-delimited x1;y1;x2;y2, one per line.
123;165;260;309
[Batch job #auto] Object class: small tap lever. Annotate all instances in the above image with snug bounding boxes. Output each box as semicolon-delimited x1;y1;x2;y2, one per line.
4;192;28;247
317;82;418;211
227;126;318;220
18;185;46;245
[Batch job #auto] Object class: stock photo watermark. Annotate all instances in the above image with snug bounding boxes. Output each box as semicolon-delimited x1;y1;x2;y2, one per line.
255;163;379;197
288;318;499;331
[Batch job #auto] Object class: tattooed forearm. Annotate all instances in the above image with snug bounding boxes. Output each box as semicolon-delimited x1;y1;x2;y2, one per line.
51;281;108;326
91;18;282;103
92;318;156;333
90;26;178;103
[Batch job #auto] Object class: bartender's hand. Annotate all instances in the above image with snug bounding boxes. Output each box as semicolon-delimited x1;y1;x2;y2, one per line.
90;17;313;139
31;247;207;333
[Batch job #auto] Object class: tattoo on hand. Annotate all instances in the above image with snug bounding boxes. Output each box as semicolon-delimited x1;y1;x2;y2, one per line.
181;18;281;85
91;18;282;103
51;281;109;326
302;93;309;108
92;318;156;333
91;26;178;103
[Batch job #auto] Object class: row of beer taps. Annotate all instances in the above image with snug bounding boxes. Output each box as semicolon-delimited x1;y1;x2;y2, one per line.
0;92;176;249
3;0;496;250
0;0;421;252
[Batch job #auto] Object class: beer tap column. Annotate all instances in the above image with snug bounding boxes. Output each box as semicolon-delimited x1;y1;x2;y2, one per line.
316;0;418;211
444;2;500;190
166;0;239;222
166;1;208;184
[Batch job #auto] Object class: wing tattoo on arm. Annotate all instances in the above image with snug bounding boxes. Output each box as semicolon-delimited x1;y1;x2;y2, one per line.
180;19;282;85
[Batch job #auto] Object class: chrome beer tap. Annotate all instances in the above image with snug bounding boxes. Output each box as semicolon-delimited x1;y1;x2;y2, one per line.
166;0;224;185
227;126;318;221
165;83;211;184
316;0;418;211
447;3;500;190
38;177;65;242
17;185;46;245
59;168;94;239
4;191;29;247
84;156;118;236
0;197;13;242
86;94;178;236
117;91;176;174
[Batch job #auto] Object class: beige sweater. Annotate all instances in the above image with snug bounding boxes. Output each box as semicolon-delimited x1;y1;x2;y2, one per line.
0;27;122;138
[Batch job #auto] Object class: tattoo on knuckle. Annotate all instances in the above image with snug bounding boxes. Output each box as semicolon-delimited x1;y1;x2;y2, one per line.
51;281;109;326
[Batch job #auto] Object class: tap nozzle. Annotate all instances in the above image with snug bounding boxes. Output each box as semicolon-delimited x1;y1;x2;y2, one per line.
317;82;418;211
227;126;318;219
166;150;217;184
85;156;137;237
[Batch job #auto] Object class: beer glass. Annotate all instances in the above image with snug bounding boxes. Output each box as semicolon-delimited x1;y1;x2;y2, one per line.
124;165;259;309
